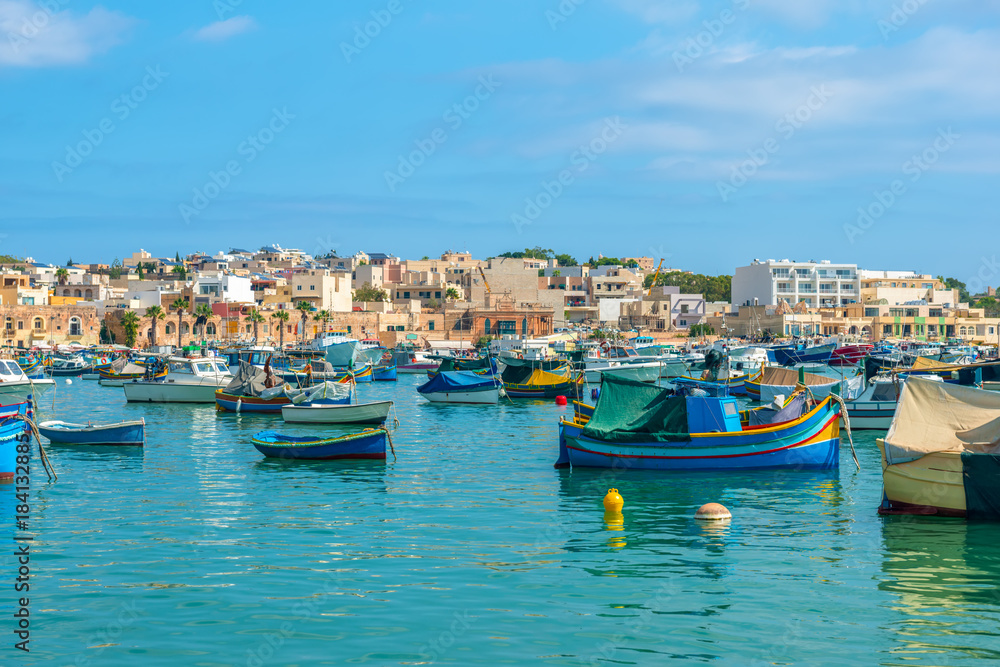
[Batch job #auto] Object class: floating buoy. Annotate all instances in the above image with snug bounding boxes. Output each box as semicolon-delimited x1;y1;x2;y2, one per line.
695;503;731;521
603;488;624;512
555;395;567;406
65;379;73;385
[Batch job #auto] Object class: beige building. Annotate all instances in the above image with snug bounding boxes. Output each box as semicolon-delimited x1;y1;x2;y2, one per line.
858;271;958;306
2;304;101;347
289;270;352;312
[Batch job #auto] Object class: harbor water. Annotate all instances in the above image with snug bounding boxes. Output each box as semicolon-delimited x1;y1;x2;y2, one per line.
5;376;1000;665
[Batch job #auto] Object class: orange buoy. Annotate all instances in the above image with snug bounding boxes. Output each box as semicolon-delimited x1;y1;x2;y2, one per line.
555;395;568;406
695;503;731;521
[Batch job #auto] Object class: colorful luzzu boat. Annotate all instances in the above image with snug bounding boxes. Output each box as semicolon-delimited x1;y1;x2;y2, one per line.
556;375;840;471
501;366;584;399
373;363;397;381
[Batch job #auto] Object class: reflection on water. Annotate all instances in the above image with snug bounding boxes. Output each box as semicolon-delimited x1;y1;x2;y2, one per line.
5;378;1000;665
880;518;1000;664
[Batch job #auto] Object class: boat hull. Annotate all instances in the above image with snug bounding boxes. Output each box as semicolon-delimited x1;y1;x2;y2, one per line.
772;344;835;366
281;400;393;424
124;379;229;403
560;400;840;471
0;379;55;402
505;375;584;399
0;414;30;480
373;364;397;381
876;440;966;516
215;391;292;413
419;388;500;404
37;420;145;446
252;428;387;460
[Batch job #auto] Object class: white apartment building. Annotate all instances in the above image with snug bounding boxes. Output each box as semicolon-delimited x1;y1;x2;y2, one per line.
733;259;859;308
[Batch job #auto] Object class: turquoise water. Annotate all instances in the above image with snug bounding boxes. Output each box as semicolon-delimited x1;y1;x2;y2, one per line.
4;376;1000;666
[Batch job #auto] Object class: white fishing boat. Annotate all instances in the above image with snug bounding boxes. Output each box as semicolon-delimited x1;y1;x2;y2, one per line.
281;400;393;424
844;377;902;430
0;359;56;402
581;344;662;383
123;357;233;403
309;331;361;367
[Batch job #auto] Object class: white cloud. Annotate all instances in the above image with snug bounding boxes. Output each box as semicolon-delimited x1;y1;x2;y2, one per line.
0;1;136;68
192;16;257;42
613;0;699;24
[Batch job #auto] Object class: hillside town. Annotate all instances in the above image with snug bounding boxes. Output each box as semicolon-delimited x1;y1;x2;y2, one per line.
1;246;998;351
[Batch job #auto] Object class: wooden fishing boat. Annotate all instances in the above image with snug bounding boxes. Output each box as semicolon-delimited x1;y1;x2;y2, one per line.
878;377;1000;519
252;428;388;460
0;403;31;480
37;419;145;446
281;400;393;424
745;366;859;403
556;374;840;471
501;366;584;399
830;344;873;366
417;371;500;404
372;363;397;381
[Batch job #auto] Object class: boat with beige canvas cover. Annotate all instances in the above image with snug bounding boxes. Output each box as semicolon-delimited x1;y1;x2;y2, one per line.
877;376;1000;519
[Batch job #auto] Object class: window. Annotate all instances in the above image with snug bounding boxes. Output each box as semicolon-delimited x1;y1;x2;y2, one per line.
69;317;82;336
680;305;689;314
3;317;12;332
428;321;435;331
310;285;315;291
17;321;23;330
435;292;441;299
33;318;43;331
403;292;410;299
864;308;879;317
296;285;302;290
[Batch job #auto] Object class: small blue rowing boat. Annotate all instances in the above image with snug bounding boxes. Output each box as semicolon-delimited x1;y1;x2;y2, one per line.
373;363;397;381
251;428;388;460
37;419;145;446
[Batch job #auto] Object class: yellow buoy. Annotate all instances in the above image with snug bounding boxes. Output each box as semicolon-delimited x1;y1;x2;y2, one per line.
603;488;624;512
695;503;731;521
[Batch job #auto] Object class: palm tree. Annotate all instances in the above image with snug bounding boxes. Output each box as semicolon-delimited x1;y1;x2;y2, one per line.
171;298;189;349
296;301;313;342
121;311;140;347
247;310;265;342
55;268;69;285
272;310;290;349
313;309;331;335
145;305;164;347
194;304;214;341
171;265;187;281
445;287;461;301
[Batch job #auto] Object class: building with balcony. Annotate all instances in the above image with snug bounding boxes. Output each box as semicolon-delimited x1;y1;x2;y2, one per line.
733;259;860;308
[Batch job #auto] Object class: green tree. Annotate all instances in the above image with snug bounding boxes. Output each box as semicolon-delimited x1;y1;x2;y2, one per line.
120;311;140;347
353;282;388;302
938;276;971;302
445;287;461;300
296;301;313;342
136;265;144;280
194;303;214;340
175;252;180;262
644;271;732;303
974;296;1000;318
171;265;187;281
247;309;266;342
474;335;494;349
55;268;69;285
144;305;164;347
108;258;123;280
171;298;189;348
554;253;577;267
500;246;553;260
272;310;290;349
313;309;331;334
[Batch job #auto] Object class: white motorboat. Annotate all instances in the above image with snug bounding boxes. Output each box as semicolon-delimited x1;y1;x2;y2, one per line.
47;355;92;376
281;400;393;424
581;344;662;383
0;359;56;402
309;331;361;367
123;358;233;403
843;377;901;430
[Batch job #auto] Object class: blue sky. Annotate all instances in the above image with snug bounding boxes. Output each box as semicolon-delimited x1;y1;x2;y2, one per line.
1;0;997;283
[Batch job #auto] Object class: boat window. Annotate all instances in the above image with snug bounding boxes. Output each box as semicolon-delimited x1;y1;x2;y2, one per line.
194;362;215;374
0;362;16;375
214;363;230;374
872;383;897;402
168;362;194;374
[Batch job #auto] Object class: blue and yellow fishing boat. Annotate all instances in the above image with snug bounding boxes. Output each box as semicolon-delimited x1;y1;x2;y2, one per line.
0;401;31;480
372;363;397;381
251;428;388;460
502;366;584;399
556;374;840;471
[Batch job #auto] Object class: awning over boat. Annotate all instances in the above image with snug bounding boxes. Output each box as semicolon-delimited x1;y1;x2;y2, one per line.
884;377;1000;464
222;361;269;397
581;374;690;443
418;371;497;394
757;366;835;387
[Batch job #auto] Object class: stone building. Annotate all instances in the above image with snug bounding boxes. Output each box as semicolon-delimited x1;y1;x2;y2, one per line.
1;304;101;347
